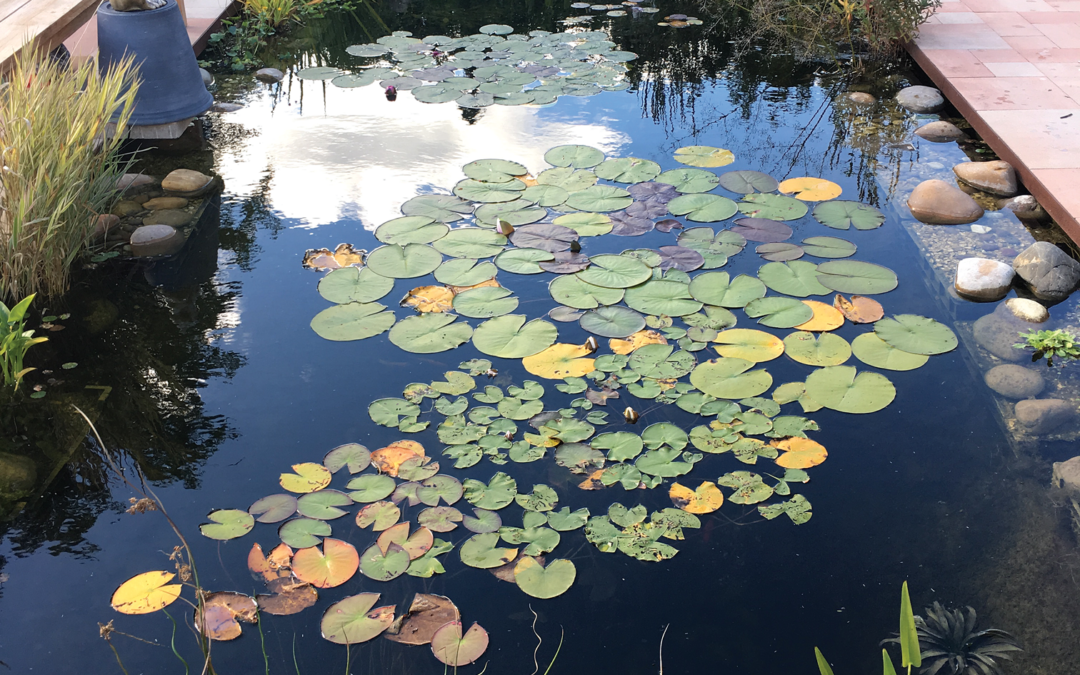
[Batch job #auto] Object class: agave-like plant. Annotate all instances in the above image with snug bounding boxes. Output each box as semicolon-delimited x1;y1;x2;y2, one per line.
886;602;1022;675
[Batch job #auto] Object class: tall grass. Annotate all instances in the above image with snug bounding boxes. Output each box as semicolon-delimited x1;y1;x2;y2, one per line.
0;43;139;300
242;0;321;28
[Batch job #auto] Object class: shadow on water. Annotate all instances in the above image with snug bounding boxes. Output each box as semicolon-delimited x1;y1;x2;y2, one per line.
0;1;1078;674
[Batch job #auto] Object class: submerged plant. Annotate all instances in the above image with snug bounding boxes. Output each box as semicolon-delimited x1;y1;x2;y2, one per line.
0;43;137;299
885;602;1022;675
0;295;47;391
1013;329;1080;367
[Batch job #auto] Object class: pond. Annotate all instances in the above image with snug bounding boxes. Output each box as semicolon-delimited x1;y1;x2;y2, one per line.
2;1;1080;674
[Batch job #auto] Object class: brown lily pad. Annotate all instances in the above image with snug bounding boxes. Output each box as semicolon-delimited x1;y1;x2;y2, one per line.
833;294;884;323
730;218;793;243
539;251;590;273
195;592;258;641
385;594;461;645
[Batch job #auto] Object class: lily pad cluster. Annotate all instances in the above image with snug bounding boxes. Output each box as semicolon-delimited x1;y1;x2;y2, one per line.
298;25;643;108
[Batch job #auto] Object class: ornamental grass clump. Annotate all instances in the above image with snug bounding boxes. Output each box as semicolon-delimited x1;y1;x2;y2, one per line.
0;44;138;300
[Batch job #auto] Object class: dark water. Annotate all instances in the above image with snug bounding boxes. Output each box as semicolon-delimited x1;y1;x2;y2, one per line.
0;2;1075;674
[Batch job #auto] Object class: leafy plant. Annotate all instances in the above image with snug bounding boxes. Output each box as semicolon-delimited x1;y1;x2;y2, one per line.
0;295;47;391
0;43;137;299
1013;329;1080;367
884;602;1022;675
815;581;920;675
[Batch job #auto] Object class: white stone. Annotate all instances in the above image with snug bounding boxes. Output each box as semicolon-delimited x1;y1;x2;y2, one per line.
1005;298;1049;323
954;257;1015;301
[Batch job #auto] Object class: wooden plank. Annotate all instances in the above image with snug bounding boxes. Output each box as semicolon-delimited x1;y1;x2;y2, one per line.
0;0;100;69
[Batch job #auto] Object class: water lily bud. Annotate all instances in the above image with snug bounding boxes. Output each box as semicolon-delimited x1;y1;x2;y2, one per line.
569;240;581;253
485;368;498;377
584;336;599;353
385;85;397;101
496;219;515;236
623;407;639;424
503;430;515;441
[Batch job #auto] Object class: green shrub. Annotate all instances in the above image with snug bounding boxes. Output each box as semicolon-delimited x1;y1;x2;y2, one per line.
1014;328;1080;367
0;44;138;299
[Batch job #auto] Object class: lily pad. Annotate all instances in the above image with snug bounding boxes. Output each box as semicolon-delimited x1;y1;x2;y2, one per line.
514;557;576;598
521;184;570;208
674;146;734;168
565;185;633;212
804;365;895;413
758;261;831;297
509;223;578;252
800;236;856;259
756;243;804;262
460;532;518;568
783;331;851;366
347;474;397;502
200;509;255;540
815;261;898;294
463;472;518;510
758;494;812;524
324;444;371;474
431;621;490;667
365;243;443;278
712;329;785;362
580;306;645;338
463;158;527;183
359;542;410;581
432;228;507;258
553;212;613;237
738;194;808;221
688;272;766;308
668;193;738;222
318;268;395;305
472;315;558;358
320;593;396;645
279;518;332;548
717;170;778;194
389;314;473;353
624;280;703;316
690;358;773;398
538;167;598;192
591;431;644;461
594;157;662;183
417;506;463;532
655;168;720;193
873;314;957;355
433;259;497;286
453;286;519;318
495;248;554;274
779;177;842;201
311;302;396;342
402;194;473;223
744;297;814;328
296;490;353;520
248;494;297;523
812;201;885;230
851;333;929;371
731;218;793;243
545;145;605;169
523;344;596;379
375;216;449;245
717;471;773;504
575;254;652;289
463;508;502;533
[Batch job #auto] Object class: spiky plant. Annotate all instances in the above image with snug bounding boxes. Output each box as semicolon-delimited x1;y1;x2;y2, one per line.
886;602;1021;675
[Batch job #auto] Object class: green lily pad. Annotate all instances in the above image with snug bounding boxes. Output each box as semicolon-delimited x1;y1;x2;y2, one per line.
594;157;662;183
413;85;464;103
800;236;856;259
463;472;518;510
545;145;605;169
472;315;558;358
463;508;502;533
418;475;464;506
432;370;476;395
758;261;831;297
200;509;254;540
453;178;526;204
641;422;688;450
688;272;766;308
783;332;851;366
554;443;605;473
515;484;559;512
460;532;518;568
815;261;898;294
744;297;815;328
457;92;496;108
635;447;698;477
417;506;463;532
690;358;773;399
572;255;650;290
432;228;508;258
475;200;546;227
580;306;645;338
591;431;644;461
758;494;812;524
480;23;513;34
463;158;528;183
717;170;778;194
564;185;633;212
347;474;397;502
318;268;395;304
365;243;443;278
804;365;895;413
311;302;396;341
623;280;703;316
851;333;929;371
375;216;449;245
402;194;473;222
738;194;808;220
627;344;695;379
320;594;394;645
495;248;554;274
279;517;332;548
873;315;957;355
546;507;590;531
514;557;576;598
677;227;746;268
667;193;738;222
520;184;569;208
553;212;613;236
453;286;519;318
248;494;297;523
812;201;885;230
298;66;343;80
389;314;473;353
498;397;544;420
674;145;734;168
717;471;773;504
537;167;598;192
296;490;353;520
369;398;420;427
656;168;720;193
359;542;410;581
434;259;497;286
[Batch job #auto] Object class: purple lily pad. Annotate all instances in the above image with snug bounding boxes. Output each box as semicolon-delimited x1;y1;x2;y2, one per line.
539;251;591;273
730;217;793;243
655;219;683;233
609;210;655;236
509;223;578;252
625;199;669;220
628;182;678;202
755;242;804;261
658;245;705;271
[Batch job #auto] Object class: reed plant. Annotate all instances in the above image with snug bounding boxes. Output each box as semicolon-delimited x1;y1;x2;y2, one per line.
0;293;46;391
0;43;138;300
241;0;319;28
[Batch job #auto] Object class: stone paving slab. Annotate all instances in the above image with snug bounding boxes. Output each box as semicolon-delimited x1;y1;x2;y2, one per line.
908;0;1080;241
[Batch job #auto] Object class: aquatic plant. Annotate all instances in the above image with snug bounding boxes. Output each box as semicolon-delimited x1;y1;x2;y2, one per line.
908;603;1021;675
0;295;47;391
1013;328;1080;368
0;43;137;299
816;581;920;675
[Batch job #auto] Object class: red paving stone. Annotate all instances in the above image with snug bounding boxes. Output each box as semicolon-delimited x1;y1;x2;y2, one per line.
909;0;1080;240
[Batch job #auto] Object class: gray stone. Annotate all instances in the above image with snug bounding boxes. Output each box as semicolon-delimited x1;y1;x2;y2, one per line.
953;160;1018;197
955;257;1014;301
200;68;214;88
908;179;984;225
143;197;188;210
984;364;1045;399
162;169;215;197
116;173;155;192
896;85;945;113
0;452;36;497
1014;399;1077;434
998;195;1046;221
255;67;284;83
973;312;1026;361
142;209;193;227
1012;241;1080;302
212;102;243;113
1005;297;1049;323
112;200;144;217
1052;456;1080;497
847;92;875;105
93;214;120;240
914;120;964;142
130;225;183;257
